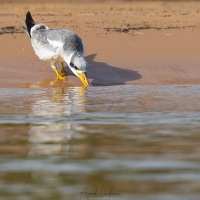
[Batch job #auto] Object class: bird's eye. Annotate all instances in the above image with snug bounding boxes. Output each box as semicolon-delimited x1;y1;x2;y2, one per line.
70;62;79;70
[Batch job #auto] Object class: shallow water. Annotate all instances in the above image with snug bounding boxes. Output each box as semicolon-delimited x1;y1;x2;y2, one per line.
0;85;200;200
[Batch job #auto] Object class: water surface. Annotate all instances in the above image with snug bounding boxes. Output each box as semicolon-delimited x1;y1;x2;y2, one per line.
0;85;200;200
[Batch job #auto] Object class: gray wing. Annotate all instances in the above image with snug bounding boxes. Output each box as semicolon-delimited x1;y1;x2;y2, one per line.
43;29;84;54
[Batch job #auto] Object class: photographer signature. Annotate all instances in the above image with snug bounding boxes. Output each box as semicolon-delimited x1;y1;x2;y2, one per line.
80;186;120;200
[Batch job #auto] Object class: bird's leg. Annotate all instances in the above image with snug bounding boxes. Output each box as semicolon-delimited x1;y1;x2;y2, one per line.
60;62;68;76
50;62;65;80
54;68;65;80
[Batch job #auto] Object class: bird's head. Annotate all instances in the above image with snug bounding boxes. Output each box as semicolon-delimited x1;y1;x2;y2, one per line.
69;52;89;87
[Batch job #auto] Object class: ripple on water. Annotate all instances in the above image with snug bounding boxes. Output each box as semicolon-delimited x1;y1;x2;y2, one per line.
0;85;200;200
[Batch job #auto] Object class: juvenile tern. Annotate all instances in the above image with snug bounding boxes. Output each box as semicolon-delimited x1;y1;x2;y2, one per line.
24;11;89;87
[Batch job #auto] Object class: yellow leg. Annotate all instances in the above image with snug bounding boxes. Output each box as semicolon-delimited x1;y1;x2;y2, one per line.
54;68;65;80
60;62;68;76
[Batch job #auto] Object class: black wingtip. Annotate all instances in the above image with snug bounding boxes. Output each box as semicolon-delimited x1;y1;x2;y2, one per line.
25;11;35;37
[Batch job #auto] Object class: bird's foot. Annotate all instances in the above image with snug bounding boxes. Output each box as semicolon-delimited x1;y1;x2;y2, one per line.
60;72;68;77
56;74;66;80
54;68;66;81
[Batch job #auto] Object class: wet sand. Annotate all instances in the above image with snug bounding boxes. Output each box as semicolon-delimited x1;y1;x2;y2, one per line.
1;0;200;87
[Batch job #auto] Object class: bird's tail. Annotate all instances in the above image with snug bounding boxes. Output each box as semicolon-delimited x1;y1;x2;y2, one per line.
25;11;35;37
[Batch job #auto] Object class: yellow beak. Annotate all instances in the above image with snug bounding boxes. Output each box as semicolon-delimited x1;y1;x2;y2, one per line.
77;72;90;87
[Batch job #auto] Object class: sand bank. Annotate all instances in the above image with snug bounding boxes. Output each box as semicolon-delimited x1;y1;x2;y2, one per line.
0;1;200;87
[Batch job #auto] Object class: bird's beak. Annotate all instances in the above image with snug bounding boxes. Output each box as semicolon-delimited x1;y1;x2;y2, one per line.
77;72;90;87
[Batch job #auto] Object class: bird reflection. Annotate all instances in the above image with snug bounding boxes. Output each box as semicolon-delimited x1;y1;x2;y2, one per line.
28;87;87;156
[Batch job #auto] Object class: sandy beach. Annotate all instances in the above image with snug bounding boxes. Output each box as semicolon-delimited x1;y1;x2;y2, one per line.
1;0;200;87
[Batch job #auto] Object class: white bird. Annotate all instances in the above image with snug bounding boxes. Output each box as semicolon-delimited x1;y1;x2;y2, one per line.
24;11;89;87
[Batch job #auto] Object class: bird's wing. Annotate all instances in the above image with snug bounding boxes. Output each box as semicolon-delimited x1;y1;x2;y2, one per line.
44;29;84;54
31;29;84;61
31;29;63;60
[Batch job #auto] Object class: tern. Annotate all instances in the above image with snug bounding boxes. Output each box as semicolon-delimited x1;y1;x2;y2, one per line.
24;11;89;87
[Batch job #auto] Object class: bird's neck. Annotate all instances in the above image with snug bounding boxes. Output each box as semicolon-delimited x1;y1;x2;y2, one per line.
66;52;74;65
65;51;83;65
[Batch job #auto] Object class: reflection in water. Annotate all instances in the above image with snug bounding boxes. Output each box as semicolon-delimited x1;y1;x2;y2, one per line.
30;87;86;115
28;87;87;155
0;85;200;200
